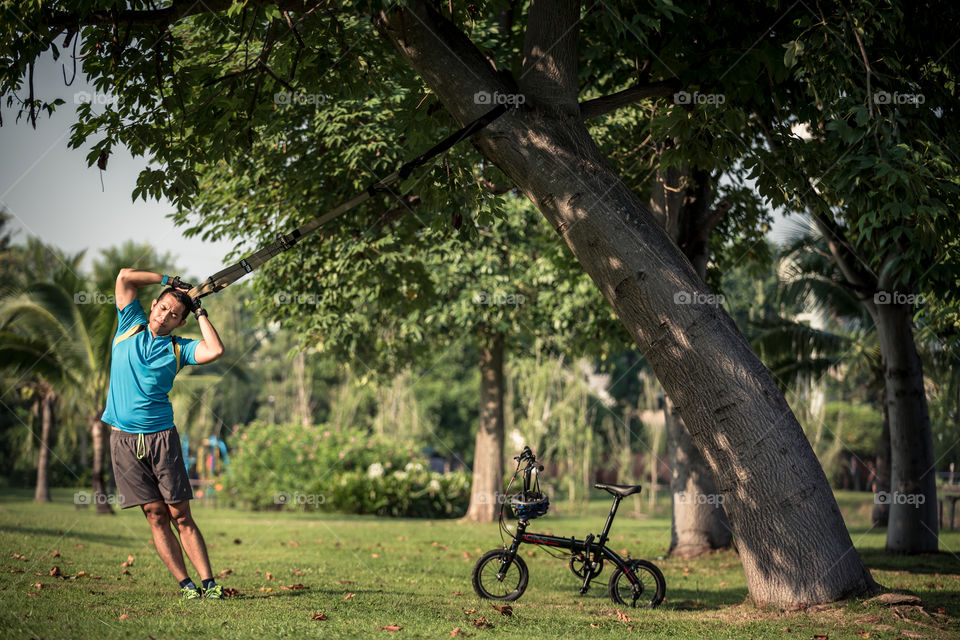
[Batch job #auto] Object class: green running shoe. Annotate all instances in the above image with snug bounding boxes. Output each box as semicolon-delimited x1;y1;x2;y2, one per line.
203;584;223;600
181;585;202;600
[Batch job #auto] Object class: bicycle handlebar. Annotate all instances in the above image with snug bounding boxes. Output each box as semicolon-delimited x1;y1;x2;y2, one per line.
514;447;544;492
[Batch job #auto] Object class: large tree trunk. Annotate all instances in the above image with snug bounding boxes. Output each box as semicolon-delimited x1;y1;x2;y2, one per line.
90;411;113;514
34;390;55;503
464;332;506;522
651;168;733;557
874;300;937;551
379;1;877;605
872;386;891;527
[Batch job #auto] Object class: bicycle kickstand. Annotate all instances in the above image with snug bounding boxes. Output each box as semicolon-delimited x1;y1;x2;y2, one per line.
578;534;595;595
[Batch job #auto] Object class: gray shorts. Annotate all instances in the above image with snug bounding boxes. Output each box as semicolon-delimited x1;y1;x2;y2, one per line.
110;426;193;509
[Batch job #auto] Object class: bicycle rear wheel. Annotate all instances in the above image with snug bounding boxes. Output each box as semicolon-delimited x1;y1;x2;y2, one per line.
472;549;529;601
608;559;665;608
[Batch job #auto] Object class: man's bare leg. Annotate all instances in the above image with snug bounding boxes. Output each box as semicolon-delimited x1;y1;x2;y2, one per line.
168;501;213;581
141;501;188;582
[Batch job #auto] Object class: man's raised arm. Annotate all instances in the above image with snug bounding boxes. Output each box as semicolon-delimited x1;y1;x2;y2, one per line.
115;269;189;310
115;269;161;310
190;298;225;364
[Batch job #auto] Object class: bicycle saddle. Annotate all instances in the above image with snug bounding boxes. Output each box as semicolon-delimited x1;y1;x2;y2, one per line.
594;483;643;497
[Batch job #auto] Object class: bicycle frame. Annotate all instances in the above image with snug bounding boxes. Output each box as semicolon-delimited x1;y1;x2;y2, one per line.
501;492;642;591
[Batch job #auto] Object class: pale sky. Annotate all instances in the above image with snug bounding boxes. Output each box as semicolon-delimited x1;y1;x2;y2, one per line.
0;53;237;282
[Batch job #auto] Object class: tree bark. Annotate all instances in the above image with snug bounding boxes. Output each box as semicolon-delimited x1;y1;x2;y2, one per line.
872;387;891;527
90;411;113;514
294;350;312;427
465;332;506;523
807;207;937;551
874;299;937;551
666;395;733;556
651;168;733;557
378;1;877;605
34;390;55;503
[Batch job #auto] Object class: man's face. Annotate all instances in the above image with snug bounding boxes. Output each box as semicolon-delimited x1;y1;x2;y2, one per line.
149;294;188;336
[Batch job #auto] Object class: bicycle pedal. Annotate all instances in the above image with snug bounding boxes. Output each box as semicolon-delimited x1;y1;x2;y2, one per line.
578;586;590;595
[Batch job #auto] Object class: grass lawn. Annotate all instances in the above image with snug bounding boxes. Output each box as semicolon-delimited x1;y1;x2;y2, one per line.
2;488;960;639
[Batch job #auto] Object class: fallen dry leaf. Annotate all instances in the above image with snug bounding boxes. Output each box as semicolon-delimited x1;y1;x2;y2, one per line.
492;604;513;616
312;613;328;621
32;583;43;590
289;540;300;547
51;551;60;558
452;591;463;597
473;617;493;630
337;580;355;585
616;609;631;623
9;569;23;574
49;567;62;578
854;615;881;624
118;614;130;620
377;624;402;632
293;569;304;576
12;553;26;560
233;538;242;545
120;555;134;568
813;635;829;640
450;628;469;636
280;584;309;590
222;587;239;597
345;593;356;600
856;631;871;639
867;593;922;607
266;572;274;581
219;568;234;577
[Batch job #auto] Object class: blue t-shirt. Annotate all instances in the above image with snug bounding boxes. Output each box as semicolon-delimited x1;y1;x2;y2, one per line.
101;300;200;434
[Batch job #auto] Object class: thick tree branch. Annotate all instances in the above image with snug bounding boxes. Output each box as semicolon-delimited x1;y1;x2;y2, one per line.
579;79;682;119
804;200;878;308
375;2;505;126
519;0;581;112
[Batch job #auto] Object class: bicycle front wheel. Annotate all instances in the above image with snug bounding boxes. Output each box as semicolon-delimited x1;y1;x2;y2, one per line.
472;549;529;601
608;559;665;608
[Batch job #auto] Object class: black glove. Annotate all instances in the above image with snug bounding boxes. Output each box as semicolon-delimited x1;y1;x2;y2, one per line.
191;296;207;319
170;276;193;291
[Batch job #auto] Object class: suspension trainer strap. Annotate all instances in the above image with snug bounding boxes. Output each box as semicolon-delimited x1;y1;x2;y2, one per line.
187;104;508;300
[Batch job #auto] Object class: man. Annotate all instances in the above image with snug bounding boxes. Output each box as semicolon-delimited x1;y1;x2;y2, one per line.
103;268;226;600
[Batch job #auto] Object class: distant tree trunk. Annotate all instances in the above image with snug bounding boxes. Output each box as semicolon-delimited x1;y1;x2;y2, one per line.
90;411;113;514
380;0;877;606
465;332;505;523
666;396;733;556
294;350;312;427
79;424;89;468
872;388;891;527
651;167;732;557
34;389;56;503
874;300;937;551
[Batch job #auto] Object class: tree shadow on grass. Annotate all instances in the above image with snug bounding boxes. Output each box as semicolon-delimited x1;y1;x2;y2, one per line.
664;586;749;610
858;547;960;575
0;524;134;547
